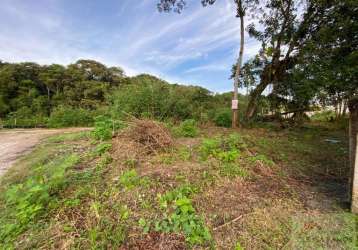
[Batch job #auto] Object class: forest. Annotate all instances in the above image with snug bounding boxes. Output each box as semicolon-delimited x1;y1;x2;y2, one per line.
0;59;248;128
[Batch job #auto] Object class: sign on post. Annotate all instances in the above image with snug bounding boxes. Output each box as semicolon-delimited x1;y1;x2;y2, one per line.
232;99;238;110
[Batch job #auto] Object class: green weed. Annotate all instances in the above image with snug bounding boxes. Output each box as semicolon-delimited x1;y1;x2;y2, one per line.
174;119;199;137
220;163;249;179
46;131;90;143
151;185;211;246
177;146;192;161
0;154;79;243
93;142;112;156
91;116;122;141
119;170;149;190
248;154;274;167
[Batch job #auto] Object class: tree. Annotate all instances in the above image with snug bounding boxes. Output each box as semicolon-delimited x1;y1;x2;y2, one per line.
157;0;255;128
251;0;358;120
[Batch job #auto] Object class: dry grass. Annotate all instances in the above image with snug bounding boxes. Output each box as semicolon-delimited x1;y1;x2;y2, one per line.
1;122;356;249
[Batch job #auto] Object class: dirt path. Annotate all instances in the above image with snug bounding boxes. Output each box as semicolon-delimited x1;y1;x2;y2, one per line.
0;128;90;177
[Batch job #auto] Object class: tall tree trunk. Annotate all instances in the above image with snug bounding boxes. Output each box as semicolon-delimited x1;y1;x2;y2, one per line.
245;79;269;120
232;0;244;128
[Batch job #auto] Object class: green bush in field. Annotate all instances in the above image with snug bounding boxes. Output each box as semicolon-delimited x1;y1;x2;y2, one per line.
199;133;246;161
91;116;114;141
175;119;199;137
214;108;232;127
141;185;212;246
47;105;93;128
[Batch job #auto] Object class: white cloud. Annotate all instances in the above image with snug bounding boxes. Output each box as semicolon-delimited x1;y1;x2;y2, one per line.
0;0;262;92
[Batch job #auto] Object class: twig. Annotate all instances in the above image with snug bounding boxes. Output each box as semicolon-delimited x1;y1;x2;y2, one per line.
213;215;244;231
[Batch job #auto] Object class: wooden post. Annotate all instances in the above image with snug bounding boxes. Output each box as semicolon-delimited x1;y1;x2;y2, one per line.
348;98;358;213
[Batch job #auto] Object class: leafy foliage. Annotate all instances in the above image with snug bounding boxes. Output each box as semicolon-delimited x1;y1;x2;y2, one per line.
47;105;94;128
0;154;79;243
154;185;211;245
213;108;232;127
174;119;199;137
91;116;115;141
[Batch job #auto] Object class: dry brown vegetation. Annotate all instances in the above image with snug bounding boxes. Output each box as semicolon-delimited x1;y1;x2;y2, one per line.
0;121;356;249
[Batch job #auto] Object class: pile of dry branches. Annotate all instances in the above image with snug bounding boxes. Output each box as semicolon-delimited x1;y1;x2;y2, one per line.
127;119;173;154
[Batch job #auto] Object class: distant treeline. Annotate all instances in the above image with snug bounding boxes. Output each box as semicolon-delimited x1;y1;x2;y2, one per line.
0;59;253;128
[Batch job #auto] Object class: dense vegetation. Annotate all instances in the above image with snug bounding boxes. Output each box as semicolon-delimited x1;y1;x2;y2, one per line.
0;59;253;128
159;0;357;121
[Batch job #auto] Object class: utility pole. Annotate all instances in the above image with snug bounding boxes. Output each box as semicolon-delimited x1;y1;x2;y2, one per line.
349;97;358;214
232;0;244;128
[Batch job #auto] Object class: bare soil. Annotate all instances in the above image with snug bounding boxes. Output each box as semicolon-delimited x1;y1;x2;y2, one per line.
0;128;90;176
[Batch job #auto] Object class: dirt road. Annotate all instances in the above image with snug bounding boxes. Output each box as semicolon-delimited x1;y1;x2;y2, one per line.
0;128;89;177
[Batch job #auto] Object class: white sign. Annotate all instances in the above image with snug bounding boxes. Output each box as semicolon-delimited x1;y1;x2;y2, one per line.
232;99;238;110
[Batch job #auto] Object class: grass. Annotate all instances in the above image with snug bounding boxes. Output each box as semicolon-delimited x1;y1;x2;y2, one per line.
0;121;356;249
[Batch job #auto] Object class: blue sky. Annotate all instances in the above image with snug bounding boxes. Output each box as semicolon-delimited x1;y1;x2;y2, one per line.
0;0;261;92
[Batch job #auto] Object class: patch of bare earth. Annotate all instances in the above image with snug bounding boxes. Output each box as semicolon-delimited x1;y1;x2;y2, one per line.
0;128;90;177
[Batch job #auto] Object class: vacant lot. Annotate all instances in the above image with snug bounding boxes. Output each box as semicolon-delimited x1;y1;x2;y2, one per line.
0;122;356;249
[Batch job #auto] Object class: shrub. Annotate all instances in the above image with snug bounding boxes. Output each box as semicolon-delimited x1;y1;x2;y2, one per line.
214;108;232;127
91;116;122;141
47;106;93;128
4;109;48;128
175;119;199;137
199;138;221;160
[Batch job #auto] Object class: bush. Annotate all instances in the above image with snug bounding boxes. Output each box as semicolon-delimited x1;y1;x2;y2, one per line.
311;110;336;121
214;108;232;128
91;116;114;141
47;106;93;128
4;108;48;128
175;119;199;137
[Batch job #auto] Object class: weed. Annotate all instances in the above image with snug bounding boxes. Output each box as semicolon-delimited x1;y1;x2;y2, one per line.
47;131;90;143
0;154;79;243
119;170;149;190
174;119;199;137
201;170;216;186
199;138;221;160
177;146;192;161
224;133;247;150
123;158;137;168
158;184;196;209
216;150;240;163
155;152;175;165
220;163;249;179
92;116;122;141
119;170;139;190
235;242;244;250
139;185;212;246
93;142;112;156
248;154;274;167
199;134;245;162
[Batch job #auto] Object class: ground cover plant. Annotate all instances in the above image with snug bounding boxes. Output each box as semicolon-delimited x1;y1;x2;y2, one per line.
0;119;356;249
